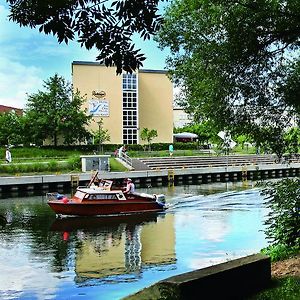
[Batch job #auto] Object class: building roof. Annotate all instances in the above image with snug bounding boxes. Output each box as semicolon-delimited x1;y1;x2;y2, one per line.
72;61;103;66
72;61;167;74
0;105;23;115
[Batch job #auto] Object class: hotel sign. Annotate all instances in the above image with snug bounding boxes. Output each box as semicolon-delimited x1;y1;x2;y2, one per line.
92;90;106;98
89;99;109;116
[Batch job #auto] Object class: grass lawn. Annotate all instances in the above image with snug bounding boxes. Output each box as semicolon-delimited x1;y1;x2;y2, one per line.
249;276;300;300
0;146;261;175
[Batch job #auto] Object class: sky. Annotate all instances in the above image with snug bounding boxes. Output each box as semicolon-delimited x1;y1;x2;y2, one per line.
0;1;169;109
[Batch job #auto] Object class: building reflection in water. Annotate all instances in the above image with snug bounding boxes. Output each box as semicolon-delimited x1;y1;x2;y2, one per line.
51;213;175;282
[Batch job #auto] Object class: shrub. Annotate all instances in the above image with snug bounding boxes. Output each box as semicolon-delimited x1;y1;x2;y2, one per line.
67;155;81;170
261;244;299;262
8;163;21;174
32;162;44;172
251;277;300;300
18;163;32;173
47;160;59;172
260;178;300;249
173;142;198;150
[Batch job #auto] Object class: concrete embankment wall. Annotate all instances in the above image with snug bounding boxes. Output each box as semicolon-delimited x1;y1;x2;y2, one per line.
123;253;271;300
0;163;300;193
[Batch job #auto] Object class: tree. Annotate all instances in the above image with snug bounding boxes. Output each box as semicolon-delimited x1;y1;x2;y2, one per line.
140;128;158;151
6;0;166;74
157;0;300;149
284;127;300;154
92;118;110;153
0;111;23;146
25;74;92;146
261;178;300;250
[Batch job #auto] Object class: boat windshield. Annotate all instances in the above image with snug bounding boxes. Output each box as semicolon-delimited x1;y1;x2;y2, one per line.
74;191;85;200
98;179;113;190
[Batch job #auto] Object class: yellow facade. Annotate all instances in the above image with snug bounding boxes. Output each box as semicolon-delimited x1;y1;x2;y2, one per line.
75;214;175;279
72;62;173;145
138;70;174;144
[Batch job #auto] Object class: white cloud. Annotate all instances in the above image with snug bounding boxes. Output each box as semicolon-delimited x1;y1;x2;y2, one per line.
176;212;230;242
188;250;257;270
0;57;43;108
0;241;69;300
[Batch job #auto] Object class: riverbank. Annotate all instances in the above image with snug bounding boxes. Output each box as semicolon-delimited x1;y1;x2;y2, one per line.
271;253;300;277
250;253;300;300
1;160;300;193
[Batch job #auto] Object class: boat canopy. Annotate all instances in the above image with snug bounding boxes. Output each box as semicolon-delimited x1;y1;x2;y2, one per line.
173;132;198;139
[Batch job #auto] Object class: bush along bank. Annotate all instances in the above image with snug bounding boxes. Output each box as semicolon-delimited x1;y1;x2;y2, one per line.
259;178;300;262
248;178;300;300
0;155;81;175
0;157;128;175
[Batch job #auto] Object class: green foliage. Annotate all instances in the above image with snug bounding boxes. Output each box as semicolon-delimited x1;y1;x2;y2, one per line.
66;155;81;170
235;135;249;148
231;144;256;155
92;118;110;153
24;74;92;146
0;111;23;146
140;128;158;151
0;160;78;175
261;244;299;263
157;0;300;148
284;127;300;154
260;178;300;249
174;121;219;144
7;0;164;74
249;277;300;300
126;143;199;152
47;160;59;172
9;146;81;158
32;162;44;173
255;127;289;158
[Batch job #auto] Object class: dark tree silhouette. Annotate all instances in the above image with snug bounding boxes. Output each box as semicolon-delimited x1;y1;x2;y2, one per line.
6;0;167;73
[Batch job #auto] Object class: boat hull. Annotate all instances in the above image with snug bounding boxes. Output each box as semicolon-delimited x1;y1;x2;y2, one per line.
48;200;165;216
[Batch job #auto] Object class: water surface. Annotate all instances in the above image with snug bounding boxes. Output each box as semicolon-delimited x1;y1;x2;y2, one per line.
0;181;268;300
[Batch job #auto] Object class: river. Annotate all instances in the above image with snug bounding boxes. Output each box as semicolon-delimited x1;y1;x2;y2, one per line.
0;181;269;300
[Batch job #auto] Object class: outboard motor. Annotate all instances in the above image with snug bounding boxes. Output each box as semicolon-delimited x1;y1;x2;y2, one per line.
155;194;166;206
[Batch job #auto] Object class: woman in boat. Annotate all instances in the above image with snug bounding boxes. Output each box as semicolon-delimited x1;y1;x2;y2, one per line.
124;178;135;194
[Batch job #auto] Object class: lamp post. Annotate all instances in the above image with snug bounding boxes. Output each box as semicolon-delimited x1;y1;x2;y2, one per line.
97;119;103;153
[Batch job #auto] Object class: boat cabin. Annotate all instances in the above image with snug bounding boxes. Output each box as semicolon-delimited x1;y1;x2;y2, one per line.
73;188;127;202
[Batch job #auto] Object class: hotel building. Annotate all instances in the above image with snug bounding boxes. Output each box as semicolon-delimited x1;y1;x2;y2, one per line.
72;61;174;145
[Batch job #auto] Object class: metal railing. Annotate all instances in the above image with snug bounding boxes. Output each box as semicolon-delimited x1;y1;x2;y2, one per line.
119;151;133;167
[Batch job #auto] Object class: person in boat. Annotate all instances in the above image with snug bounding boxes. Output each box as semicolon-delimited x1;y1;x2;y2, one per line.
124;178;135;194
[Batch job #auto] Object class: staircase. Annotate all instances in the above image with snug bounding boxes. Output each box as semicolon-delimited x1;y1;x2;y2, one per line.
135;154;277;170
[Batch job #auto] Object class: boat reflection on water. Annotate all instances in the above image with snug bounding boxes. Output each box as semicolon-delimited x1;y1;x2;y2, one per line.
50;213;176;282
50;213;159;232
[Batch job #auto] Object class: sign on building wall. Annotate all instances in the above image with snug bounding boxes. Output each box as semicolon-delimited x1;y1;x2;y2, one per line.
88;100;109;116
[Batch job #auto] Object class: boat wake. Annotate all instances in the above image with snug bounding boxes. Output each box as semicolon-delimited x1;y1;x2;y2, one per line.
166;189;262;212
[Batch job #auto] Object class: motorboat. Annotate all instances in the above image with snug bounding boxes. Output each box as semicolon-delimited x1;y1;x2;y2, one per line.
47;178;167;217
